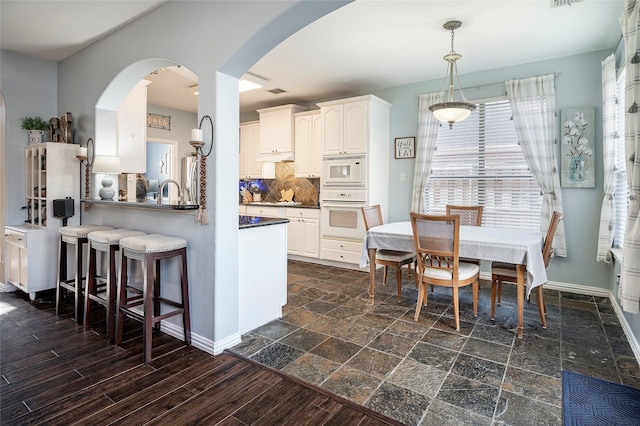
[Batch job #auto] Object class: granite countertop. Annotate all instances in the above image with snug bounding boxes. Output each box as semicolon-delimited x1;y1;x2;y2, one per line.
239;215;290;229
240;202;320;209
82;199;199;211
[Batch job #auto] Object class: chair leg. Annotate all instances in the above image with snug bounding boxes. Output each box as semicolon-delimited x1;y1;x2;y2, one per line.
180;248;191;346
472;280;478;318
490;281;497;320
396;266;402;302
143;255;155;364
153;257;161;332
74;240;84;324
84;245;97;327
452;286;460;331
406;262;412;279
414;282;425;320
56;237;66;315
536;286;547;329
497;281;502;304
107;247;118;343
115;251;128;345
383;266;388;285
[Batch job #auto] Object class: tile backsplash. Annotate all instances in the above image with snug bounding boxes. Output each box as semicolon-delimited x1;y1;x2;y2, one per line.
240;162;320;206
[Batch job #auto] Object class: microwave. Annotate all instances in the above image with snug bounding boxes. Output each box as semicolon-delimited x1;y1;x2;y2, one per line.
323;155;365;187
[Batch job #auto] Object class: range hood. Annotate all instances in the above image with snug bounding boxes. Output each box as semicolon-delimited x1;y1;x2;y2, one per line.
257;152;294;162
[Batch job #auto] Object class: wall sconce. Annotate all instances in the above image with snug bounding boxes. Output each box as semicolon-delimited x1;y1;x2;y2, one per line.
189;115;214;224
77;137;95;210
92;155;121;200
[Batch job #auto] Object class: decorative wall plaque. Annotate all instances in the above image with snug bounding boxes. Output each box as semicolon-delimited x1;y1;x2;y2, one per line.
147;113;171;130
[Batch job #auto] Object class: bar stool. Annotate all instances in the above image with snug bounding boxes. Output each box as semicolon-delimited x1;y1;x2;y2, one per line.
56;224;114;323
115;233;191;363
84;228;146;341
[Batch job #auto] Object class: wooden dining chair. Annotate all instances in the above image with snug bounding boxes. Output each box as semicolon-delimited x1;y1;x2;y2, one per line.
410;213;479;331
362;205;416;302
490;211;564;327
445;205;483;227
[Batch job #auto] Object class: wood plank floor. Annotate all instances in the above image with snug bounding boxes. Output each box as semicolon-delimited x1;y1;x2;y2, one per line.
0;290;403;425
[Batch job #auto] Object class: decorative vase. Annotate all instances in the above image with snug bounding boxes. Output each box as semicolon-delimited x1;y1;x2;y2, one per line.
28;130;44;145
569;156;585;182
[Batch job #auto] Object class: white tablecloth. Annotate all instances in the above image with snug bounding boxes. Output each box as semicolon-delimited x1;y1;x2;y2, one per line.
360;222;547;297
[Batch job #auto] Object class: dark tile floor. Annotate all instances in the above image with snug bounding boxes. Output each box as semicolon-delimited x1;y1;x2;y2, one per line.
231;261;640;426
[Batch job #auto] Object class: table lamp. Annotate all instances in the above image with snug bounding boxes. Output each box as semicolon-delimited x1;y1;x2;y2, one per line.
92;155;121;200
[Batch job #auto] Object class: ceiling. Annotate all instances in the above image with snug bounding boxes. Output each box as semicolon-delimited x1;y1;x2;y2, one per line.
1;1;624;114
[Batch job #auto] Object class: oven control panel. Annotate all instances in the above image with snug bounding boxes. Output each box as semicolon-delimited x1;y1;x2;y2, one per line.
321;189;367;203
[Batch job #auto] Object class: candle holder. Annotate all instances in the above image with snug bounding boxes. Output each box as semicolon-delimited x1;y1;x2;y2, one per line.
79;138;95;210
189;115;214;225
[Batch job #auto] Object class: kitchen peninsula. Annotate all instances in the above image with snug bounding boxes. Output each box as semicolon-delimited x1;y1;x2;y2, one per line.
238;215;289;333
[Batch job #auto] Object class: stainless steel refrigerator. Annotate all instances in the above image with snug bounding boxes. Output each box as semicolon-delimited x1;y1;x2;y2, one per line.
181;154;199;203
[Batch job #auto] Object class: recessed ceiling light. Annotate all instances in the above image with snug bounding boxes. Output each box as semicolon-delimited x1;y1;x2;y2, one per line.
240;72;268;93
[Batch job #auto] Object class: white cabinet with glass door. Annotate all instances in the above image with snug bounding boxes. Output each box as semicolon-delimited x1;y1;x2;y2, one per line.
294;111;323;178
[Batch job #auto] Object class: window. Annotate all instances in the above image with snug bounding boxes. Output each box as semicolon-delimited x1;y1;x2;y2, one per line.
614;67;628;247
425;98;543;230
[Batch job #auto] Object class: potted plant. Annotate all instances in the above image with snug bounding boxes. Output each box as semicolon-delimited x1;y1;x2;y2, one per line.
20;116;49;145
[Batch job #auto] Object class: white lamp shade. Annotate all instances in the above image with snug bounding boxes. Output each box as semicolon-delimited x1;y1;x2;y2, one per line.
429;102;476;128
92;155;121;174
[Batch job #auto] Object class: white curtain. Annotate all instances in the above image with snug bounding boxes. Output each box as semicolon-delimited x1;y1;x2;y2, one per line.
620;0;640;314
411;93;441;212
597;54;618;263
506;74;567;257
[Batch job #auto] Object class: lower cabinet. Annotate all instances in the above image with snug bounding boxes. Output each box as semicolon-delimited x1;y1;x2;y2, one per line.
5;226;58;300
320;237;363;265
286;208;319;258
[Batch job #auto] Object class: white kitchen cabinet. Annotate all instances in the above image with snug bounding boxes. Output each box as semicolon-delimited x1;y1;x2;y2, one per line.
5;226;60;300
257;104;307;155
5;142;79;299
319;99;368;155
245;205;285;218
294;111;323;178
239;121;274;179
117;79;150;173
24;143;80;228
286;208;320;258
239;205;247;215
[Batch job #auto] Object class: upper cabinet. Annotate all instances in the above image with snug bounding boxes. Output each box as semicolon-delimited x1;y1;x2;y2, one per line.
257;104;307;156
118;79;150;173
239;121;263;179
294;111;323;178
319;98;370;155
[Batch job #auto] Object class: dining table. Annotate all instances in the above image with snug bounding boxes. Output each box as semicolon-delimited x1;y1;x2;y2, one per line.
360;221;547;338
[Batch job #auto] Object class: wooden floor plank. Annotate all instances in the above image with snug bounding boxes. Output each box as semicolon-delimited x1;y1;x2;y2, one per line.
0;290;402;426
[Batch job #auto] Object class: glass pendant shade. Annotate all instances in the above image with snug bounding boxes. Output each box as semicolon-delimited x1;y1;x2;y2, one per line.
429;20;475;129
429;102;475;128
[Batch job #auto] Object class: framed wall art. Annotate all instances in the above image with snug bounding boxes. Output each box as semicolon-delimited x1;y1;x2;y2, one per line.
560;106;595;188
395;136;415;159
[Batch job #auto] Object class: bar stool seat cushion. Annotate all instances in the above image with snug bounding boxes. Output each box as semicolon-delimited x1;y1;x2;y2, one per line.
59;224;113;238
120;234;187;253
88;228;146;245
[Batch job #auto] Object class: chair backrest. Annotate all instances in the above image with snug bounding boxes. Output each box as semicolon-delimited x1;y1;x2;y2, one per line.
410;212;460;273
542;211;563;267
446;205;483;226
361;205;384;231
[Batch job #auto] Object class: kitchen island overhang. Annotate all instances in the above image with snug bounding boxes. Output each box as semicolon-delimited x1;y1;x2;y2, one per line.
238;215;290;334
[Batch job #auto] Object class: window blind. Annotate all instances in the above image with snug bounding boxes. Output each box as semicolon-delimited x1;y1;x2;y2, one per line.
425;99;543;230
614;68;628;248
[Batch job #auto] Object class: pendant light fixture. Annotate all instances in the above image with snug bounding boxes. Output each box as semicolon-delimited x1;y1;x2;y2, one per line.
429;20;476;129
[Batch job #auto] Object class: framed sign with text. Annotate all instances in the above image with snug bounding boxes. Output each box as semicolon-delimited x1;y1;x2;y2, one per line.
147;113;171;130
395;137;415;159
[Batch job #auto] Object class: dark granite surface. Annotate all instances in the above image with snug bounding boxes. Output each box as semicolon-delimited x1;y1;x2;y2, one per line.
82;199;198;210
239;215;289;229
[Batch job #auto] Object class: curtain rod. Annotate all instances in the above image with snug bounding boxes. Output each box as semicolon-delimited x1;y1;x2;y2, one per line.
416;72;561;98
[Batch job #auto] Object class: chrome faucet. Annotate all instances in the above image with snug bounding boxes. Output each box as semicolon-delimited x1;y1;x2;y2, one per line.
158;179;183;204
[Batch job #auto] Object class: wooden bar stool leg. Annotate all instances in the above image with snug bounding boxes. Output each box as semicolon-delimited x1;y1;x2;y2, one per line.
181;248;191;346
143;255;155;364
154;256;161;332
84;244;97;327
115;250;128;345
106;245;118;342
56;237;66;315
74;238;84;323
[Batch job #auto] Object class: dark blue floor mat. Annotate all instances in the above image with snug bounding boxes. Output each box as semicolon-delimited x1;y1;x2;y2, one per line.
563;370;640;425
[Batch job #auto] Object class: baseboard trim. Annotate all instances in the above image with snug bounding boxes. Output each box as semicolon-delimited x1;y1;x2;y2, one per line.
610;292;640;365
160;321;241;356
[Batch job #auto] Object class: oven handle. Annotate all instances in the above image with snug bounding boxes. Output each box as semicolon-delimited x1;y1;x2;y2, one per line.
321;202;367;208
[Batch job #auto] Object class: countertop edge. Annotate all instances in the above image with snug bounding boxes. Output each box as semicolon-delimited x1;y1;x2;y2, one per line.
82;199;198;211
239;215;290;229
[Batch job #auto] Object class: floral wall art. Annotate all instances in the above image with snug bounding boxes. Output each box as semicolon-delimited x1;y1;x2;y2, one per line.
560;106;595;188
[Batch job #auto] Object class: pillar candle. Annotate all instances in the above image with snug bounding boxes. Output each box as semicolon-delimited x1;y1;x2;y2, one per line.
78;146;87;157
191;128;203;142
